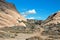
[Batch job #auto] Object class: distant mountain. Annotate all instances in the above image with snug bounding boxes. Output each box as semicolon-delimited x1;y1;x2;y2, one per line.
0;0;27;28
27;19;42;25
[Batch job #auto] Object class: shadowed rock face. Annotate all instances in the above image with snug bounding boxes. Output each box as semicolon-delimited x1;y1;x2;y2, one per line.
0;0;27;28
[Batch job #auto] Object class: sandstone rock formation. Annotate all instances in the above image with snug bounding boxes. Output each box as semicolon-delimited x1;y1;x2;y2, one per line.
0;0;27;28
40;11;60;40
43;11;60;26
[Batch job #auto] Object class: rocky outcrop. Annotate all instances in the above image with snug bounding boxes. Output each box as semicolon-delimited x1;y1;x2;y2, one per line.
0;0;27;28
43;11;60;26
41;11;60;40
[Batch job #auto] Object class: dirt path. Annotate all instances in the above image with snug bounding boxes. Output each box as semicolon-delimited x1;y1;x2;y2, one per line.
14;27;47;40
0;27;48;40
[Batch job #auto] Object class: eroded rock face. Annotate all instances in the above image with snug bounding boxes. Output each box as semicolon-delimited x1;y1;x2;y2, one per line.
41;12;60;40
0;0;27;28
43;12;60;26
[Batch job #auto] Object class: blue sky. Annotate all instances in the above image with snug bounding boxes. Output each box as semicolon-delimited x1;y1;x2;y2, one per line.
6;0;60;20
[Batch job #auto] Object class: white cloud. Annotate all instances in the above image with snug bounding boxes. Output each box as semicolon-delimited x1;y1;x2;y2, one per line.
21;9;36;17
27;9;36;14
58;11;60;12
23;15;27;17
26;16;41;20
21;9;36;14
38;17;41;18
26;17;35;19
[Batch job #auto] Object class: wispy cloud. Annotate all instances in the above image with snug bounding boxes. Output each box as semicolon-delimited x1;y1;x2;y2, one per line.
38;17;41;18
21;9;41;20
21;9;36;17
26;17;35;19
26;16;41;19
23;15;27;17
27;9;36;14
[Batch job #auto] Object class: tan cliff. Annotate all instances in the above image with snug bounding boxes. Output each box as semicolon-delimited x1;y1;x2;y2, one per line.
0;0;27;28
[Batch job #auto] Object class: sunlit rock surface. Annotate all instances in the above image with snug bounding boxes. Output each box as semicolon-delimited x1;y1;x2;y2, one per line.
0;0;27;28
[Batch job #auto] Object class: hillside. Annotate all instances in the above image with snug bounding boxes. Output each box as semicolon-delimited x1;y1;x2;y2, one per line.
0;0;27;28
43;12;60;26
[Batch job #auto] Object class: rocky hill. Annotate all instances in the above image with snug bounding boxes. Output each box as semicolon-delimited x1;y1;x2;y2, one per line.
42;11;60;26
40;11;60;40
0;0;27;28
